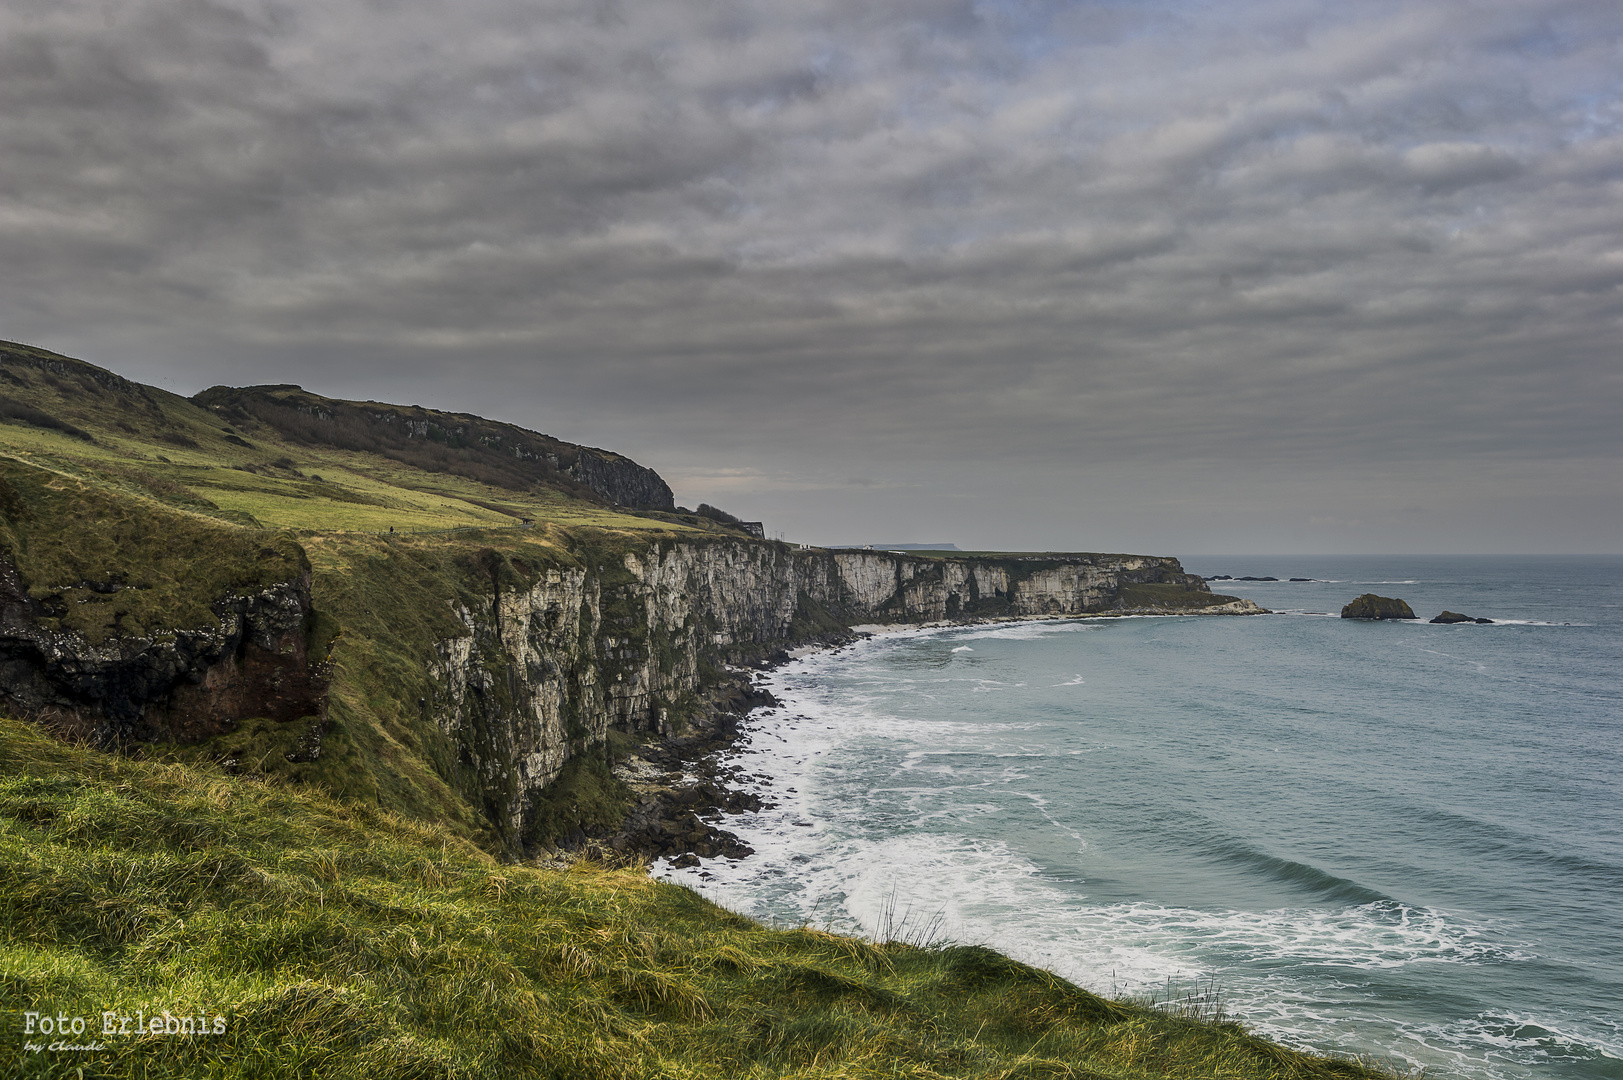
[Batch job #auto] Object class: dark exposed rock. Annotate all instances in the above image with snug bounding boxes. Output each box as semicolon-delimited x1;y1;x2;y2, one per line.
1340;594;1417;620
0;559;328;748
1237;576;1278;581
1289;578;1315;582
1431;611;1493;624
191;382;677;511
574;448;676;511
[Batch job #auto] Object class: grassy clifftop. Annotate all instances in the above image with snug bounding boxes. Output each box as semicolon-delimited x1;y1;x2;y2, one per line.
0;715;1392;1080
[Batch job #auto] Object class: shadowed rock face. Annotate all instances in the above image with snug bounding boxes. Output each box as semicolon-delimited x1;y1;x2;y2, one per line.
0;560;328;749
574;448;676;510
1340;594;1417;620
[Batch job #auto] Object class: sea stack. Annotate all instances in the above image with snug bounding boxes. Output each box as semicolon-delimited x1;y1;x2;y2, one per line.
1341;594;1417;620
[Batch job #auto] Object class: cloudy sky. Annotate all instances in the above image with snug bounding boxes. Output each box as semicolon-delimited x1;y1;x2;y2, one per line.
3;0;1620;554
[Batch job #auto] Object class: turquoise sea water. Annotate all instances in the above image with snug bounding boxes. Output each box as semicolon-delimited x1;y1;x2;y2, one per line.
656;556;1623;1080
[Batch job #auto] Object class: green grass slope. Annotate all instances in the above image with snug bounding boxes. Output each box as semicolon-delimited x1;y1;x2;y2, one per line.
0;716;1395;1080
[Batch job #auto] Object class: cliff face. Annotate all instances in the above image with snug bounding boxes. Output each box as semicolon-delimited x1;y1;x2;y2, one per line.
0;454;329;755
425;541;1259;852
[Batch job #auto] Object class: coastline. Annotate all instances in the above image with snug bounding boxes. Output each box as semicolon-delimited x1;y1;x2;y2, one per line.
559;606;1268;874
627;563;1623;1080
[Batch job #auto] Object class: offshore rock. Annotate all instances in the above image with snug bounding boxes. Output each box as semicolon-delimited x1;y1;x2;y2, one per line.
1340;594;1417;620
1431;611;1493;624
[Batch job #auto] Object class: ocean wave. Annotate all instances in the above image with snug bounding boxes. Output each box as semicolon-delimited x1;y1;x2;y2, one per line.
1220;994;1623;1080
1197;837;1393;906
1085;900;1530;972
700;602;1621;1080
659;823;1527;994
1426;1012;1623;1064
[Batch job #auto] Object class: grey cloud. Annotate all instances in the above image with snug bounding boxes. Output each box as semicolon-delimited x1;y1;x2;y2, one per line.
2;0;1620;551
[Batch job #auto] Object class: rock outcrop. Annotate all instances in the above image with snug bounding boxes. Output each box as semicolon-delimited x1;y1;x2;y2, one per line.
574;448;676;510
0;561;327;749
190;382;678;511
1340;594;1417;620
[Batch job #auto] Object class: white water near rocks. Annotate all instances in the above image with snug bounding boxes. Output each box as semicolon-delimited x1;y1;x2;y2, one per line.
654;556;1623;1080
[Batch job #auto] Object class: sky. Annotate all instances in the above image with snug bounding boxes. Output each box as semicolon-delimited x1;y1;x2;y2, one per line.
2;0;1620;555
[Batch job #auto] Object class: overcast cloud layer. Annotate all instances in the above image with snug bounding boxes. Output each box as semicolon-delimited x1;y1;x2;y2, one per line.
3;0;1620;553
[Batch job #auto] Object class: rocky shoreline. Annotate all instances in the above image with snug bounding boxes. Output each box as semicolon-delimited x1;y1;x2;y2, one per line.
530;643;837;872
604;673;784;869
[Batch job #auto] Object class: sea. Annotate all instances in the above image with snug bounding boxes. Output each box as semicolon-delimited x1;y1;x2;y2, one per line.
653;555;1623;1080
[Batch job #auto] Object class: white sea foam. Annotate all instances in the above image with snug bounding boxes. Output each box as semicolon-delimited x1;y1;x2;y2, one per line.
950;621;1102;641
662;656;1531;999
1417;1012;1623;1066
661;799;1525;995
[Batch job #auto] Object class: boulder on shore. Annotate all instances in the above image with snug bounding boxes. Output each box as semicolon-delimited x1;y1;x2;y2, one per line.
1431;611;1493;624
1341;594;1417;620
